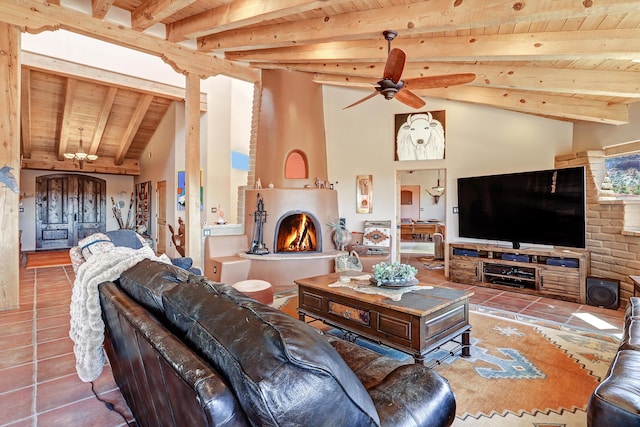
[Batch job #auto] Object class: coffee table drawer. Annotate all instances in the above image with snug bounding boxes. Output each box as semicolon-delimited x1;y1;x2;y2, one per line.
378;314;411;340
424;303;467;341
328;301;371;326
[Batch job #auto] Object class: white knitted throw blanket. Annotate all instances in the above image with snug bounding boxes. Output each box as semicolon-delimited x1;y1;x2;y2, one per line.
69;246;170;382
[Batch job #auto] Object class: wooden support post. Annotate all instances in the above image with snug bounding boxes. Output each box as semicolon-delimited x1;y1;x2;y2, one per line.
184;73;202;268
0;22;21;310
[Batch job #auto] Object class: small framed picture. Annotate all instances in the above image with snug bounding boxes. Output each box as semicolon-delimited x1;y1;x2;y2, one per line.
356;175;372;214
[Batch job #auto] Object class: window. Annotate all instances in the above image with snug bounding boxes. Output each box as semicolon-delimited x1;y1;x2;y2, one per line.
605;152;640;196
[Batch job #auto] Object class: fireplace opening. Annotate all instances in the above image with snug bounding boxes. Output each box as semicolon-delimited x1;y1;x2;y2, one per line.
275;212;321;253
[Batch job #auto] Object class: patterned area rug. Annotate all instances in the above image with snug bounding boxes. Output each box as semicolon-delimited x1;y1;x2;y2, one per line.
427;310;618;426
274;293;619;426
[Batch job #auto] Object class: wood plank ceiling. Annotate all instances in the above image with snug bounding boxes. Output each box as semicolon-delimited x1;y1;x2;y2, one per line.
2;0;640;175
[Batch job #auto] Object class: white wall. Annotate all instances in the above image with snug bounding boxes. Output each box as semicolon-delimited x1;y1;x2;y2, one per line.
19;170;134;252
323;86;574;252
203;76;252;225
573;103;640;151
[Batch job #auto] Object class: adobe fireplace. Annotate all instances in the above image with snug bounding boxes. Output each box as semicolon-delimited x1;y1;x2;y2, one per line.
274;212;321;253
238;188;340;289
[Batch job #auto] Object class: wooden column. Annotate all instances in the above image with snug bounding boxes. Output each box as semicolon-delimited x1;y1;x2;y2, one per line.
0;22;21;311
184;73;202;268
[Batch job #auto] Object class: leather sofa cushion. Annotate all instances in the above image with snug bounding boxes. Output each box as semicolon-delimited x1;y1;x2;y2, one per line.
624;297;640;330
118;259;190;315
162;277;380;427
588;350;640;426
620;319;640;351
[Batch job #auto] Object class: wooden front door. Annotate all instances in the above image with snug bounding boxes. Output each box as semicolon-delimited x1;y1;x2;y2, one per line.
35;174;106;250
156;180;167;254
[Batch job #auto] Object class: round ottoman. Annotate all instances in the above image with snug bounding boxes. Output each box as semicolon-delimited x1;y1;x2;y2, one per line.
232;279;274;305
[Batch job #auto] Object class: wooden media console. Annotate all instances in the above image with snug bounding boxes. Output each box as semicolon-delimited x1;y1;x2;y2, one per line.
448;242;590;303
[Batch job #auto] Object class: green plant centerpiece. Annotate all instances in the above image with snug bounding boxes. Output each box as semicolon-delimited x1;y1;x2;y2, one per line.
372;262;418;287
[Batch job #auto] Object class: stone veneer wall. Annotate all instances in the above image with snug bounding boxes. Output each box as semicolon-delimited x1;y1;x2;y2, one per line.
556;151;640;307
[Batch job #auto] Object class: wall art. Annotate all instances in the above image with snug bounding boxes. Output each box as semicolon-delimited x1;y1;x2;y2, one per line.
394;110;446;161
356;175;373;214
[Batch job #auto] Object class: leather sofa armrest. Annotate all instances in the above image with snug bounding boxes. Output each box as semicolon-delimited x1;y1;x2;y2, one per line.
369;364;456;427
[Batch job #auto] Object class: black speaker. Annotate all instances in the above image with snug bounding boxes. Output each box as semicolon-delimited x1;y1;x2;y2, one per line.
586;277;620;310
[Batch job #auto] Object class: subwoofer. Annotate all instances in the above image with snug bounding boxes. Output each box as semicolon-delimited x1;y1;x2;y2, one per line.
586;277;620;310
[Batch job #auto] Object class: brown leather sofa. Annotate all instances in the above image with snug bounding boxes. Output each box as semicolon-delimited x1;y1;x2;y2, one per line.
99;259;456;427
587;297;640;426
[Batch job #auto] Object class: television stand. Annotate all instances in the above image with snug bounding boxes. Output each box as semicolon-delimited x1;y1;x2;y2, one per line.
448;242;590;303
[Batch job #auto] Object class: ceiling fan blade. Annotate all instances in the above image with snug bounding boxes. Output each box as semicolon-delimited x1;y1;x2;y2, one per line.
394;89;426;109
383;48;406;83
404;73;476;90
343;91;379;109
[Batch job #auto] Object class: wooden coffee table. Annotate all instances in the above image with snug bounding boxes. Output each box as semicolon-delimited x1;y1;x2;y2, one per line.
295;272;473;365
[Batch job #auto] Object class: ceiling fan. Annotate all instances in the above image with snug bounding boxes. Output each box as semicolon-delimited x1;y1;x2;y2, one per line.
344;31;476;109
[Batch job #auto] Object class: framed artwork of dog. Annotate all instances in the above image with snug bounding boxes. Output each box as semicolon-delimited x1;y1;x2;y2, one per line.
394;110;446;161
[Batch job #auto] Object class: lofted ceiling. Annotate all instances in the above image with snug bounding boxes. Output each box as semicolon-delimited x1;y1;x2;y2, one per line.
2;0;640;174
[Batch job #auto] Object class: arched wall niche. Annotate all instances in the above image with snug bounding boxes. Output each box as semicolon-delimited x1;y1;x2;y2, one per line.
284;149;308;179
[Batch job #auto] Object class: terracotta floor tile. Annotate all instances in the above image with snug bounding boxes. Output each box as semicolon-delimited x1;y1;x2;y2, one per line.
36;304;70;319
481;294;537;312
0;345;34;370
0;363;34;394
37;353;77;383
35;374;93;413
0;311;33;323
36;326;69;344
0;320;33;338
0;332;34;352
35;295;71;310
0;386;34;425
38;338;74;360
36;313;70;331
519;306;575;324
36;390;134;427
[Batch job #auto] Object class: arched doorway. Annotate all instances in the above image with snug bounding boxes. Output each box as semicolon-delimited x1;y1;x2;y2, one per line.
35;174;106;249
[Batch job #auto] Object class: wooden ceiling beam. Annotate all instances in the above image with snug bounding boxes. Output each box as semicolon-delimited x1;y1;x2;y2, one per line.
199;0;640;51
132;0;197;32
414;86;629;125
21;150;141;175
168;0;353;42
22;52;208;111
58;79;78;161
304;62;640;98
0;0;259;82
20;68;32;159
114;94;154;165
226;28;640;63
89;87;117;156
326;79;627;124
91;0;115;20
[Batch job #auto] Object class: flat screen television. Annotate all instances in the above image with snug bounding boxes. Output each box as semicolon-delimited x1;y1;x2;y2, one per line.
457;166;586;249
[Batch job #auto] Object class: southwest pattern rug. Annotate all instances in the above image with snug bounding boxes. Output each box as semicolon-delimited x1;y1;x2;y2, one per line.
273;292;619;427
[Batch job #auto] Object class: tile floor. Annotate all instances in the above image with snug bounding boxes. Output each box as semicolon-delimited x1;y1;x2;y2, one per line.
0;257;625;426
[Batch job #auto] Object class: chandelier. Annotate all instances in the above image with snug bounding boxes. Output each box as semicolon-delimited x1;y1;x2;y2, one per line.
63;127;98;169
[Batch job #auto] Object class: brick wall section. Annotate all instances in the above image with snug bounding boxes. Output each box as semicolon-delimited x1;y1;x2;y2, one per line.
557;151;640;306
237;80;263;224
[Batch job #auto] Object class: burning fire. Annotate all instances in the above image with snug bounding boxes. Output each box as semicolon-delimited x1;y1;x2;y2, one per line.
277;213;317;252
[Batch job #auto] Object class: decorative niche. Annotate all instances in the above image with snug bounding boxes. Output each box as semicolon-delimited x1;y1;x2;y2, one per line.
284;150;308;179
